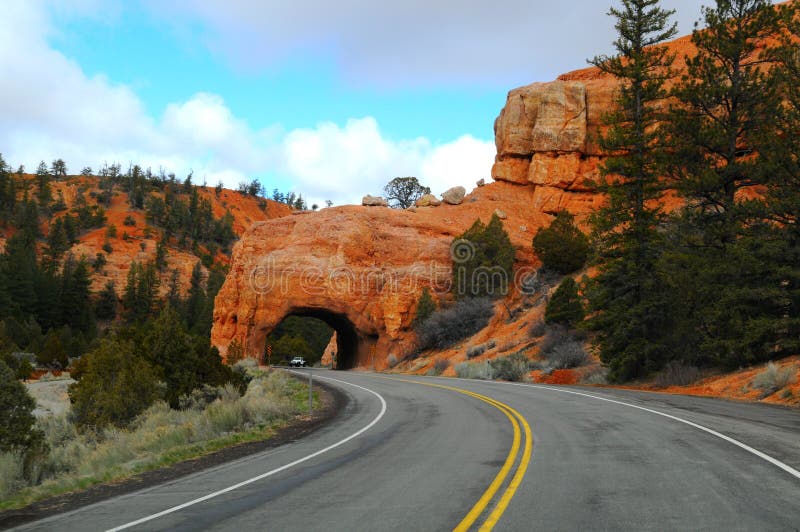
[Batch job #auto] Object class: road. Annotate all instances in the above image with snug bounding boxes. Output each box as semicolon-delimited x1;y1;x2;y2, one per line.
12;370;800;531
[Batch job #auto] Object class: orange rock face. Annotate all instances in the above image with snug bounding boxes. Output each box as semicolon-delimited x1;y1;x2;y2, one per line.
210;181;605;367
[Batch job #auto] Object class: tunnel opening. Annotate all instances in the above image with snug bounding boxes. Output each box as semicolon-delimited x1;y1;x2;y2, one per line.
266;308;360;370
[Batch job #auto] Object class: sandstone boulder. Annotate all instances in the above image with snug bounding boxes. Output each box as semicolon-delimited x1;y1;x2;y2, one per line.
415;194;442;207
441;186;466;205
494;209;508;220
362;195;388;207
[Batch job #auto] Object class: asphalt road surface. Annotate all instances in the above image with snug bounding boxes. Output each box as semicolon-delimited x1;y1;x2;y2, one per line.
13;370;800;531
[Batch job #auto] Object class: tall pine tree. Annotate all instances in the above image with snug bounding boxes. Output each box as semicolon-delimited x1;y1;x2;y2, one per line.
663;0;787;368
585;0;678;380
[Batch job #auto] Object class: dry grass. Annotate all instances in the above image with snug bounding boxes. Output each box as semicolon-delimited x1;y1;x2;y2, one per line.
1;370;312;510
752;362;798;397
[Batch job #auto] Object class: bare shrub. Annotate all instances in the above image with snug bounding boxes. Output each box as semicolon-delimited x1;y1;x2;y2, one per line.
489;352;531;382
654;361;702;388
415;298;494;350
455;360;494;380
581;366;609;385
546;341;589;369
427;358;450;376
0;451;24;499
753;362;797;397
539;324;588;369
521;267;561;295
466;344;486;359
539;324;572;353
529;320;546;338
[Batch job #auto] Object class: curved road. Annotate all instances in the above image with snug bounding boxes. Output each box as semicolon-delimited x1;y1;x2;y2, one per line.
13;370;800;531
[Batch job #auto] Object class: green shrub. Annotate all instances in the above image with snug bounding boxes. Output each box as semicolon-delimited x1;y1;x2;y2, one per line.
414;287;436;325
415;298;494;351
123;215;136;226
489;352;531;382
452;213;515;299
532;210;590;274
545;278;584;327
0;361;44;454
455;360;494;379
68;339;163;430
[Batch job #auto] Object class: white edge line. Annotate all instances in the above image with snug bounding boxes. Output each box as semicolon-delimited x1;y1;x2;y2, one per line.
466;377;800;482
106;373;387;532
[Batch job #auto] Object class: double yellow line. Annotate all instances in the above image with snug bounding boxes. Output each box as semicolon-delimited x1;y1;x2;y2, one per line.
380;377;533;531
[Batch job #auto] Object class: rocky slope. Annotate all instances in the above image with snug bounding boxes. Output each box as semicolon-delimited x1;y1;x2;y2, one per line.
0;175;292;296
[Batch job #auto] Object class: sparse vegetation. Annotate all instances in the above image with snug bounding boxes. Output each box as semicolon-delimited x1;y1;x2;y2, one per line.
752;362;797;397
0;370;314;509
539;324;589;369
654;361;702;388
415;298;494;351
455;360;494;380
489;352;531;382
428;358;450;376
466;339;496;359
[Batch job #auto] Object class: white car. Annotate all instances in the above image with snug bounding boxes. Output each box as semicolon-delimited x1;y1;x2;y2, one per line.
289;357;307;367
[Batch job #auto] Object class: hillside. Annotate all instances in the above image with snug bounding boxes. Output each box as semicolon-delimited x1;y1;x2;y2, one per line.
0;171;292;296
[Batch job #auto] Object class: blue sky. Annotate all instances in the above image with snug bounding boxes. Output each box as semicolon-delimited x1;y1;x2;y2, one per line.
0;0;702;206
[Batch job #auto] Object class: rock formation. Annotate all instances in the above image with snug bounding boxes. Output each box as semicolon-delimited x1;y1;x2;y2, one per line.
362;195;389;207
441;186;466;205
415;194;442;207
212;36;712;367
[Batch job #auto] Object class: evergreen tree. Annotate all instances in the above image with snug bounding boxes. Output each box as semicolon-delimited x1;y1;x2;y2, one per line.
662;0;786;368
69;339;162;429
95;281;117;321
43;218;68;271
122;262;160;323
668;0;779;243
384;177;431;209
452;213;515;299
185;261;205;331
414;287;436;325
545;277;585;327
0;360;44;453
532;210;590;274
59;255;95;335
584;0;678;381
35;161;52;209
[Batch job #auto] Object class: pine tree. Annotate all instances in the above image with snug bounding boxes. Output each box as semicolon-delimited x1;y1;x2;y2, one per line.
532;210;590;274
584;0;678;381
545;278;585;327
452;213;515;299
414;287;436;325
186;261;205;331
35;161;52;209
95;281;117;321
0;360;44;453
663;0;786;368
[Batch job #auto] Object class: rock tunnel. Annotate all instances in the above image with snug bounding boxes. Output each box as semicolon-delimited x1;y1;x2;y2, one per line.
263;307;361;370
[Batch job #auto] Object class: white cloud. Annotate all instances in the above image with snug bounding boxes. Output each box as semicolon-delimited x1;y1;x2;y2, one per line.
279;117;494;207
147;0;703;88
0;1;495;207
